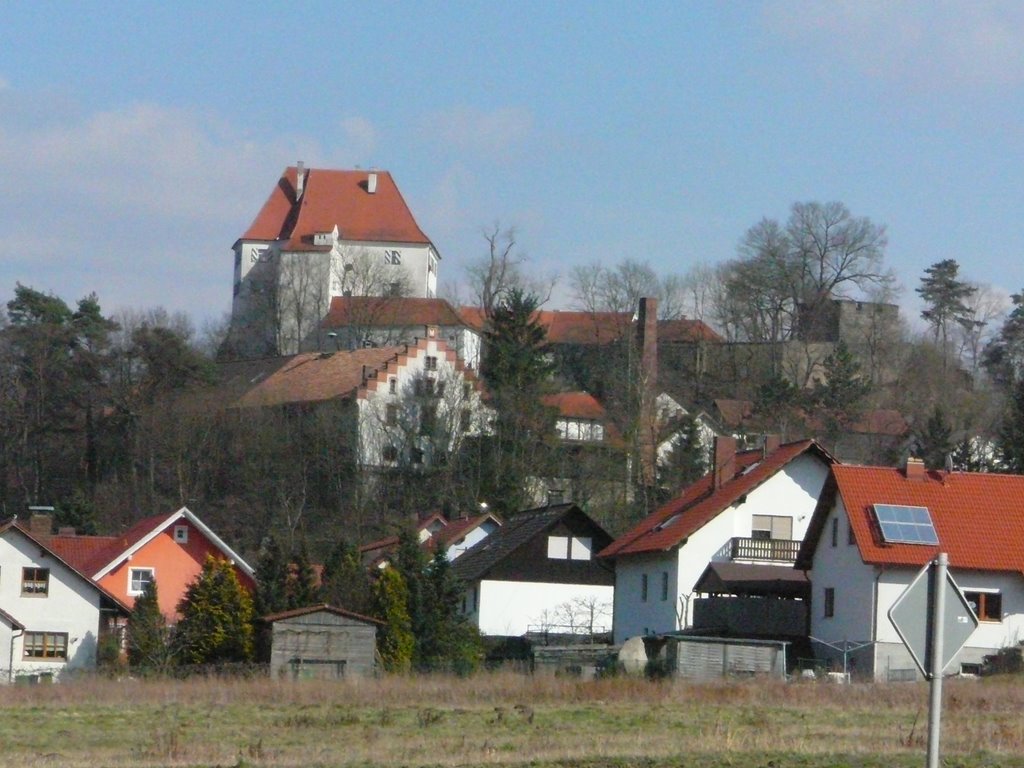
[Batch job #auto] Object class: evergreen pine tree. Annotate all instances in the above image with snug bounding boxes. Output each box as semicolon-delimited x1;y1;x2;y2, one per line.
252;535;290;617
372;566;414;673
288;543;319;609
658;414;707;493
999;377;1024;473
127;579;174;672
319;538;373;615
175;556;255;665
479;288;556;514
811;341;871;449
917;259;979;365
916;405;954;470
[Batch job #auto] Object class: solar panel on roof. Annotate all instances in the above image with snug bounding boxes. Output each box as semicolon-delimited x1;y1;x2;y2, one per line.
873;504;939;545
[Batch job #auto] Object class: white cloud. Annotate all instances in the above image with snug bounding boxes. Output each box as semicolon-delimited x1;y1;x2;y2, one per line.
422;105;534;156
339;116;377;159
0;92;327;322
763;1;1024;89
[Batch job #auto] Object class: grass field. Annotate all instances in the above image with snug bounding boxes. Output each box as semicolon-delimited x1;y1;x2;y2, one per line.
1;672;1022;768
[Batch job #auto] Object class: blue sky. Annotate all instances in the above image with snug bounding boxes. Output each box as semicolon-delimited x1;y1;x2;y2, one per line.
2;2;1023;332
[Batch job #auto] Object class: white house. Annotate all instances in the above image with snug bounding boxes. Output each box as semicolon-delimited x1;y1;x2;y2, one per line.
452;504;615;637
220;328;489;470
797;458;1024;681
600;436;835;644
0;519;129;682
229;165;441;356
359;511;502;568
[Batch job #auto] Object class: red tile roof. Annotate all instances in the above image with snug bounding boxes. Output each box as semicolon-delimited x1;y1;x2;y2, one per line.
600;440;835;557
240;167;431;250
658;319;722;343
323;296;466;329
798;464;1024;573
457;307;633;345
541;391;607;421
713;399;754;429
1;520;132;613
358;512;501;562
229;347;403;408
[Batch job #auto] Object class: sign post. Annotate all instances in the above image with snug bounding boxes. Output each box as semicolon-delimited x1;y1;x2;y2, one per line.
888;553;978;768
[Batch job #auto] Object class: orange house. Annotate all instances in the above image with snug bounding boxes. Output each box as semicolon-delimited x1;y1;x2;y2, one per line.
49;507;255;620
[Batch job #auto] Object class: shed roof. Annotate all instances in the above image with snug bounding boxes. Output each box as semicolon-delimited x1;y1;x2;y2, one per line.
262;603;384;626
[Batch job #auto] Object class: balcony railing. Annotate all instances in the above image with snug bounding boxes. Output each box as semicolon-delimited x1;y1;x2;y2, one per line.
729;536;801;562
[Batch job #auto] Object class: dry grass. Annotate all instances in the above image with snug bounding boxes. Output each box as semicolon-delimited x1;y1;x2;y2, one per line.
1;672;1023;767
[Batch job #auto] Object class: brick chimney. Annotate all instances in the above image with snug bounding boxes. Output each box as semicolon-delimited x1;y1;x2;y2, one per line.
763;434;781;456
636;297;658;486
905;456;926;481
713;436;737;489
29;513;53;538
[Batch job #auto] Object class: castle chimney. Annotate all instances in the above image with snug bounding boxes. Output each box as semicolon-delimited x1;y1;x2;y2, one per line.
367;172;378;194
636;297;658;486
295;161;306;201
905;456;926;481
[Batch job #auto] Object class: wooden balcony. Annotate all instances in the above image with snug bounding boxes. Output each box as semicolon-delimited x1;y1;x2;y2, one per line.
729;536;801;563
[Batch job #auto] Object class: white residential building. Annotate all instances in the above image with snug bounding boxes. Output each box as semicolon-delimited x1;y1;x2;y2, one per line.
600;437;835;644
798;458;1024;680
0;519;129;681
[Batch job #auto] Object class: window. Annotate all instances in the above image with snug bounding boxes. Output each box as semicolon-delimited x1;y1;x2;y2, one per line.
641;574;649;602
823;587;835;618
437;381;446;396
174;525;189;544
752;515;793;541
389;377;397;394
420;405;437;434
23;632;67;660
570;536;593;561
463;382;472;400
424;356;438;371
21;567;49;596
460;409;472;432
384;250;402;265
386;404;398;427
964;591;1002;622
129;568;154;595
547;535;569;559
410;447;424;464
848;522;856;546
382;445;399;462
661;572;669;601
830;518;839;547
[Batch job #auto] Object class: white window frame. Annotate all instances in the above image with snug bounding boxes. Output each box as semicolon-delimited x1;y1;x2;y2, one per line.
128;567;155;596
570;536;592;561
174;525;189;544
547;535;569;559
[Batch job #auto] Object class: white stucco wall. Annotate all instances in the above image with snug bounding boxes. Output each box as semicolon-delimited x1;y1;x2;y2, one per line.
0;530;104;680
356;338;490;468
472;580;614;637
447;521;499;561
613;453;830;643
809;495;1024;679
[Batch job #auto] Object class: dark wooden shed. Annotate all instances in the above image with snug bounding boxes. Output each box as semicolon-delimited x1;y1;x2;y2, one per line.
263;604;382;679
